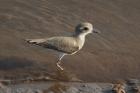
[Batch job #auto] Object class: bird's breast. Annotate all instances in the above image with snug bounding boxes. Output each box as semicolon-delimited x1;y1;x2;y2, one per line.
76;37;85;50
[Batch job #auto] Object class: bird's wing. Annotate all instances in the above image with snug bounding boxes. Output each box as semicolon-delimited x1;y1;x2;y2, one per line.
38;37;79;54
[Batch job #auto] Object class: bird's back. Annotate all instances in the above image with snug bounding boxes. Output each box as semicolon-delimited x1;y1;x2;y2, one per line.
28;36;80;54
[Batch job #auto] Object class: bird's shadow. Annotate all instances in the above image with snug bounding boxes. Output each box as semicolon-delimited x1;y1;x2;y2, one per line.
0;56;34;70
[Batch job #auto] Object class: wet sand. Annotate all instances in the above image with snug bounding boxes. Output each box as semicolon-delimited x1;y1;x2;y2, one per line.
0;82;113;93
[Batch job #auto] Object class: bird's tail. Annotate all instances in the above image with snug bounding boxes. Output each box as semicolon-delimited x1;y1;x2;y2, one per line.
26;38;46;44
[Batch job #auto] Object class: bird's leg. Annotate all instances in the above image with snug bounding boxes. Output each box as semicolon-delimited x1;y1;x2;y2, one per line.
56;53;66;70
56;60;63;70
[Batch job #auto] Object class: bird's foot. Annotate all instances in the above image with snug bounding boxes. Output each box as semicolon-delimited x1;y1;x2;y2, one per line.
56;62;64;71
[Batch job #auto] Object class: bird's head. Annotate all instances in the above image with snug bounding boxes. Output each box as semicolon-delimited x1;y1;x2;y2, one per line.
75;22;100;36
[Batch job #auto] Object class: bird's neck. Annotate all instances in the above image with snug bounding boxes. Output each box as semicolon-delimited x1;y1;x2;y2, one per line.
73;33;87;49
78;33;87;40
74;33;88;40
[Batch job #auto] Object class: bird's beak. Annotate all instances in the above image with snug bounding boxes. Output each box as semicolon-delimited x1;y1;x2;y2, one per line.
92;28;101;34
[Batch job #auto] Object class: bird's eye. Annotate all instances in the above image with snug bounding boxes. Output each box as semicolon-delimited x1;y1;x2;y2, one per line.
83;27;89;30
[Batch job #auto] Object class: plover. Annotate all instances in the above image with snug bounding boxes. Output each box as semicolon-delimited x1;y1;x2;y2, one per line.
26;22;100;70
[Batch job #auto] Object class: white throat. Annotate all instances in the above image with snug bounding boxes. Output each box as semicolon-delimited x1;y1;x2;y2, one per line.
78;33;87;40
76;33;88;49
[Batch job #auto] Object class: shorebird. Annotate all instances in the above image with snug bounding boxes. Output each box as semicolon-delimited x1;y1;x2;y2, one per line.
26;22;100;70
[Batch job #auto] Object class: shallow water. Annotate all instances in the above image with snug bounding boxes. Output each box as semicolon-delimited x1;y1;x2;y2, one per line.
0;0;140;82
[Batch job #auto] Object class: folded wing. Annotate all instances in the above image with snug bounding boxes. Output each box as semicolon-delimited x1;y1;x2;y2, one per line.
27;37;79;54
